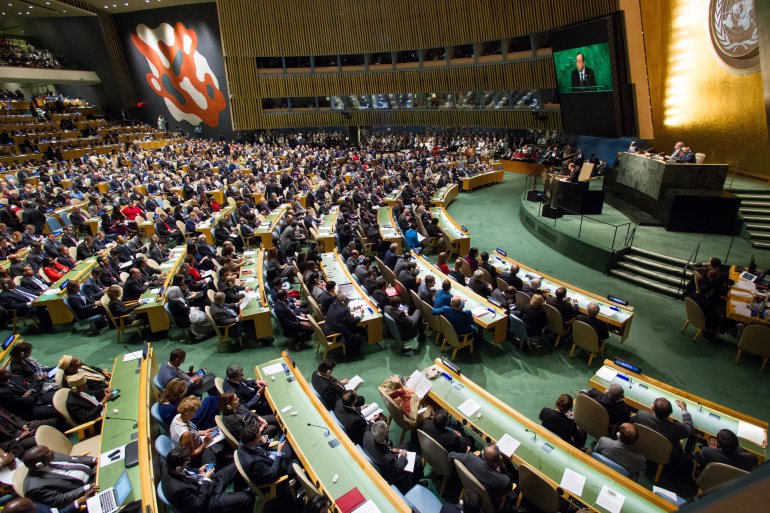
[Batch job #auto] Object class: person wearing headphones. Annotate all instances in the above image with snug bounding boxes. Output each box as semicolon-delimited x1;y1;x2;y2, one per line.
593;423;647;481
65;374;112;425
21;445;97;508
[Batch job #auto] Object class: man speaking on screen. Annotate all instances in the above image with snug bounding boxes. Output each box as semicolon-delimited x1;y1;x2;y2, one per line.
571;52;596;88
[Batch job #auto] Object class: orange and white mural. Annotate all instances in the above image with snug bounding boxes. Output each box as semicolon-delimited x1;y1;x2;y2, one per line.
130;22;226;127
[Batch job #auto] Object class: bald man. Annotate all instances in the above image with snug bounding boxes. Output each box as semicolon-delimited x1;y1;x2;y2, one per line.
448;444;514;502
22;446;97;508
432;296;483;345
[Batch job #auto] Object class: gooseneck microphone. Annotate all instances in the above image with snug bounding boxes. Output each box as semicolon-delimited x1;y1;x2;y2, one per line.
105;416;139;428
306;422;330;437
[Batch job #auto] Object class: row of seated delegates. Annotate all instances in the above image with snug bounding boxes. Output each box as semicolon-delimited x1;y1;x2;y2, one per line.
0;349;119;511
538;388;759;482
0;38;62;68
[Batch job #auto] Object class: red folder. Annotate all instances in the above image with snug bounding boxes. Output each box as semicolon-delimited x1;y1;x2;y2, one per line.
335;487;366;513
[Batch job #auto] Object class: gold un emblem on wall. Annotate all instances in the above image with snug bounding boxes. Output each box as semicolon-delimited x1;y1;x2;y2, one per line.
709;0;760;72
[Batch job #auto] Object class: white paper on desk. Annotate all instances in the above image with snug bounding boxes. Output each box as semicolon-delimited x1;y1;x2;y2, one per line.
240;296;251;310
737;420;767;447
595;366;617;383
0;459;22;484
122;351;142;362
247;292;260;299
457;398;481;417
280;405;293;414
497;433;521;458
352;500;382;513
652;486;678;502
262;363;284;376
404;451;417;472
345;375;364;391
405;370;432;399
731;302;752;318
559;468;586;496
596;485;625;513
150;288;161;294
99;445;126;468
244;251;256;257
733;280;756;292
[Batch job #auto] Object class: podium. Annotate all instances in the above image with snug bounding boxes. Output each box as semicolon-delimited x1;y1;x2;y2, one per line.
551;180;605;215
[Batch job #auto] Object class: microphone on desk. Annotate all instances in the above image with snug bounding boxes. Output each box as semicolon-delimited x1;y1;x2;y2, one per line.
307;422;330;437
105;416;138;428
524;428;537;442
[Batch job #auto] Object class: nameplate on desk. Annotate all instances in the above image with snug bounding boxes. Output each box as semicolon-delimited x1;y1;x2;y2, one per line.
495;249;507;256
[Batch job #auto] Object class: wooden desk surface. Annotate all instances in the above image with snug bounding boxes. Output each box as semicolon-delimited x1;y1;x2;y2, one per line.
315;206;339;253
431;183;459;207
430;206;469;254
489;250;635;340
426;359;677;513
589;359;767;460
377;206;402;252
257;353;409;513
726;266;768;325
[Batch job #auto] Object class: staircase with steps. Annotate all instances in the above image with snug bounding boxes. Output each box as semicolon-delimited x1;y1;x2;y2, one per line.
609;247;692;298
733;190;770;250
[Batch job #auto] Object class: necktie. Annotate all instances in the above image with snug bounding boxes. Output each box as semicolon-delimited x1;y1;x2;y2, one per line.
15;289;37;301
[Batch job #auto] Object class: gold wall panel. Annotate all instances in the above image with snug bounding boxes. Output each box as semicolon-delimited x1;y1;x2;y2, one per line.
641;0;769;178
217;0;618;56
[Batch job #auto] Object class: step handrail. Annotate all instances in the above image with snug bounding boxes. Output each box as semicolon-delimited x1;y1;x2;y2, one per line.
677;237;703;298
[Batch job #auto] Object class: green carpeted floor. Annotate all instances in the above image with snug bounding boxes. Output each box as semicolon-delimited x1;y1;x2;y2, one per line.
6;173;769;497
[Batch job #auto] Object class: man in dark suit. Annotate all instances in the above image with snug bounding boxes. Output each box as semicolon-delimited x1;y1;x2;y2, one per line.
448;258;466;284
576;302;610;341
311;359;358;411
76;237;97;261
236;425;292;485
223;364;270;415
210;292;244;339
571;52;596;88
334;391;369;445
42;234;62;259
546;287;578;327
0;278;54;331
584;383;631;426
323;294;363;356
19;266;49;296
371;277;390;310
539;393;586;448
273;290;313;351
383;244;400;270
21;203;45;233
362;420;422;493
479;252;498;281
161;446;254;513
499;265;523;290
448;444;514;503
65;374;111;424
60;227;79;249
65;282;107;330
694;429;758;474
317;281;336;316
22;445;97;508
398;263;420;293
123;268;148;302
631;397;693;448
420;408;475;453
0;369;60;421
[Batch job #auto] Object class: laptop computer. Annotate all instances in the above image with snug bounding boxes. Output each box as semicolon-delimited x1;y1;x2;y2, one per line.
86;469;132;513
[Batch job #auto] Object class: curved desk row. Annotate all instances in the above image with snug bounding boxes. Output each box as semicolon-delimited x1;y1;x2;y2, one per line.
423;359;678;513
488;249;635;341
431;183;459;207
589;359;767;461
377;205;403;253
257;352;410;513
316;206;340;253
238;247;273;338
430;206;470;256
135;245;187;332
460;169;504;191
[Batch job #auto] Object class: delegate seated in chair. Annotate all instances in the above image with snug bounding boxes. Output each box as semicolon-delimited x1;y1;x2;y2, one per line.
363;420;423;493
448;444;515;505
22;445;97;509
432;296;483;345
161;446;254;513
236;424;294;486
694;429;758;475
3;496;96;513
65;282;108;331
420;408;476;453
274;289;313;351
311;358;364;411
594;423;647;481
538;394;586;449
65;374;111;425
631;397;693;449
